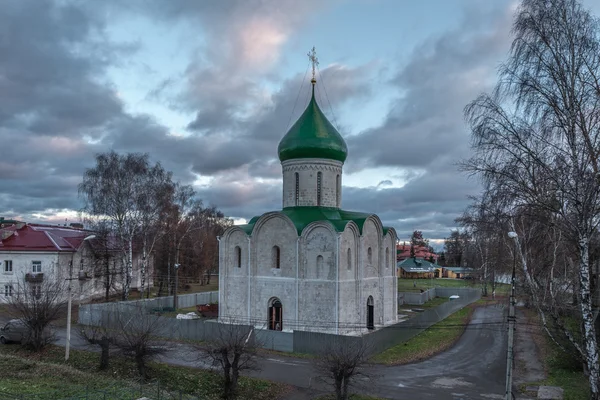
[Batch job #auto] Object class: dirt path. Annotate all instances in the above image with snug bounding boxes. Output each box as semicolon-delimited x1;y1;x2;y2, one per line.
513;308;545;385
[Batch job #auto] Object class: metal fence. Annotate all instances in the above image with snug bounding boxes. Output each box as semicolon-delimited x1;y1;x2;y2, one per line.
397;288;436;305
294;287;481;354
78;288;480;355
78;292;219;326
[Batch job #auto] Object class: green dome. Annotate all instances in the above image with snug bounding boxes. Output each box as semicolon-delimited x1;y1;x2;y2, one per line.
278;87;348;163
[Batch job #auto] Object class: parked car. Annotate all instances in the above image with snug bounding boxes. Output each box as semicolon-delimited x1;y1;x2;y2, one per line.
0;319;27;344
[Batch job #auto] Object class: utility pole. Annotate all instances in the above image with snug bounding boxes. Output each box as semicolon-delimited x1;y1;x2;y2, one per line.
173;263;180;310
65;259;74;361
505;231;518;400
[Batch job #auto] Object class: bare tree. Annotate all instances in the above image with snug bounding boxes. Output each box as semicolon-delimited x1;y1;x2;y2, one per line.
80;151;175;300
5;274;67;351
313;338;374;400
463;0;600;395
200;323;260;399
79;322;115;370
111;307;171;379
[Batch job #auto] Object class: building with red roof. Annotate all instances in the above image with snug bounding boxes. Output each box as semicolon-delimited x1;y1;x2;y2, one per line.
396;242;438;263
0;221;151;302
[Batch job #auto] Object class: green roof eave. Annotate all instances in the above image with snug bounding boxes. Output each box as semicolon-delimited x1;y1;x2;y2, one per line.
233;207;387;237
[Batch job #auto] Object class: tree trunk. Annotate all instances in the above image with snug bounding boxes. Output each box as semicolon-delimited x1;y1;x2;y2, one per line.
342;376;350;400
123;237;133;300
104;255;111;302
578;235;600;399
140;236;147;300
99;337;109;370
334;378;343;400
135;354;146;380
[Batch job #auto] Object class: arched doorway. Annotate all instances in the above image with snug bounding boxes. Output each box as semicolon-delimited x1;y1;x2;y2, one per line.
268;298;283;331
366;296;374;330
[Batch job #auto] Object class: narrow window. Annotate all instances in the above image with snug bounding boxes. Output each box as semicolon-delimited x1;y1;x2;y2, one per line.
367;247;372;264
336;174;340;207
295;173;299;206
31;285;41;299
235;246;242;268
317;172;322;206
273;246;281;269
80;259;84;271
32;261;41;273
4;285;12;297
386;248;390;268
4;260;12;273
317;255;324;278
347;248;352;270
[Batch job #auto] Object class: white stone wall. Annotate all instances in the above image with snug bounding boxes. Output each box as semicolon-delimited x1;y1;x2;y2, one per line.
281;158;343;208
218;212;398;334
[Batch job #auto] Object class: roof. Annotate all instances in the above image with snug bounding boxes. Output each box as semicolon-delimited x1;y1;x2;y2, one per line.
236;207;393;236
277;85;348;163
0;223;94;252
397;257;438;273
396;243;438;261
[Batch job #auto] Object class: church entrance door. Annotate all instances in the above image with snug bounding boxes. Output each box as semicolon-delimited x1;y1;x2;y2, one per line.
268;298;283;331
367;296;374;330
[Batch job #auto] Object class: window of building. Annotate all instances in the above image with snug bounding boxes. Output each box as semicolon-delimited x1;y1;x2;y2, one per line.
235;246;242;268
295;173;299;206
317;172;322;206
3;260;12;273
4;285;12;297
32;261;41;273
386;248;390;268
80;259;84;271
272;246;281;269
367;247;372;264
317;255;324;278
336;174;340;207
347;248;352;270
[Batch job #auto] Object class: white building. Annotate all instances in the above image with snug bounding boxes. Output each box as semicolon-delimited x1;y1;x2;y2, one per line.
0;222;151;302
218;76;397;335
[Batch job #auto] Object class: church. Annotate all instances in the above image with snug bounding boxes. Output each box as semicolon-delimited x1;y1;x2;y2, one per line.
218;55;397;335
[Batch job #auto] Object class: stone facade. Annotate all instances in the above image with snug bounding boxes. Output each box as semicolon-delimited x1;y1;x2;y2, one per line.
282;158;343;208
218;79;397;335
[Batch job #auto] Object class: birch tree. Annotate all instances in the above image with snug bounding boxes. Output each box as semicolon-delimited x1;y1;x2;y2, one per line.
79;151;173;300
464;0;600;395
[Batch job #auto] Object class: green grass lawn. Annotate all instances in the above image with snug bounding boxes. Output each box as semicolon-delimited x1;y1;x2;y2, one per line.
397;278;510;295
0;344;287;400
372;306;473;365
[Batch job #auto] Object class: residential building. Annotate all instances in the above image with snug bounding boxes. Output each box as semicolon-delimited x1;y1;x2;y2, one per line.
396;242;438;263
0;222;151;302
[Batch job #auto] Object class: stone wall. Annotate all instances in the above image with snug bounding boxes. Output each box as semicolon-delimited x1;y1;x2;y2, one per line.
281;158;343;208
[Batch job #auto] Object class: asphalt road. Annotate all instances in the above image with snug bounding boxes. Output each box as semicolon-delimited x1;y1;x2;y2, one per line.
1;303;508;399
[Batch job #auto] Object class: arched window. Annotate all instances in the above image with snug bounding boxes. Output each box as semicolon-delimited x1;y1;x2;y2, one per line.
235;246;242;268
295;172;299;206
317;171;322;206
347;248;352;270
385;247;389;269
317;255;324;278
336;174;340;207
272;246;281;269
367;247;372;264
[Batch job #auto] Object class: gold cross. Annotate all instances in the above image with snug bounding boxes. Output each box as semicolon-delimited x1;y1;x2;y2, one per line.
308;46;319;84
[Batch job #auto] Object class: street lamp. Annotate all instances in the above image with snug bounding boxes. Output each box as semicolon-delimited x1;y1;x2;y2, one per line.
65;234;96;361
173;263;181;310
505;231;518;400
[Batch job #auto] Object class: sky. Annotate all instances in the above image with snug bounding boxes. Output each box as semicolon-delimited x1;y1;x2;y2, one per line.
2;0;599;247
